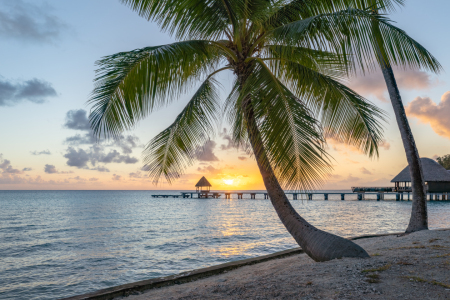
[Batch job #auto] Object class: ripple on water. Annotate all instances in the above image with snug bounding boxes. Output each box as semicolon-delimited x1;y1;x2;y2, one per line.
0;190;449;300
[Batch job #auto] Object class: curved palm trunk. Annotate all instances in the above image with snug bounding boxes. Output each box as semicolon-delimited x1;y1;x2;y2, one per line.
242;96;370;262
377;59;428;232
371;12;428;232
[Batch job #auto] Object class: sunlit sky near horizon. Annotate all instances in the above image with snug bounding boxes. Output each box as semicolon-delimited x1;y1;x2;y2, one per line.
0;0;449;190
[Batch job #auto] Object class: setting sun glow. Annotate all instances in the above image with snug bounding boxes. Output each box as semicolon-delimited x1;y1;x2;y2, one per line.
223;179;234;185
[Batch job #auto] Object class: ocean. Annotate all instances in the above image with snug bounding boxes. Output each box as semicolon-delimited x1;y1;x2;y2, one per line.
1;190;449;300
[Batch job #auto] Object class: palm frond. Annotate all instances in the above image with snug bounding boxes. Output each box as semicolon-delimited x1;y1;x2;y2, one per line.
265;56;386;157
142;77;221;184
89;40;223;139
238;59;332;190
265;0;404;29
262;44;348;78
224;77;249;150
120;0;244;39
268;7;441;74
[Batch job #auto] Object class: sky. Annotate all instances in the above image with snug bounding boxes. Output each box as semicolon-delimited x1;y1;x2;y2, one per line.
0;0;449;190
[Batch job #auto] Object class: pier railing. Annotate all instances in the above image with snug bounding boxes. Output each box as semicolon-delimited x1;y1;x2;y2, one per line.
351;187;394;192
150;191;449;201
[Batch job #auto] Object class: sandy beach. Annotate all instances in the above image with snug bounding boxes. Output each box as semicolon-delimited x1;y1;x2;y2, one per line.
118;229;450;300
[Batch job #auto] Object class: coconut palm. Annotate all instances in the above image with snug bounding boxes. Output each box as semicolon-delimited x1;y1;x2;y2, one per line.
367;5;441;233
88;0;435;261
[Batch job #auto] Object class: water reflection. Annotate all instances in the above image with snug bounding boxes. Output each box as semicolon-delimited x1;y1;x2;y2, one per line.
0;190;449;300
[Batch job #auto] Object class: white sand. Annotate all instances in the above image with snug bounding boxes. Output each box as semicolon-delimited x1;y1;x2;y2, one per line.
121;229;450;300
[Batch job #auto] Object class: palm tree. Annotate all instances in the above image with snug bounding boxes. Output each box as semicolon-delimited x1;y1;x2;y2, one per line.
88;0;431;261
372;10;440;233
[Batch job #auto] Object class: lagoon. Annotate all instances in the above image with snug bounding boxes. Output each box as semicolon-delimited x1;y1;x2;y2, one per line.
1;190;449;300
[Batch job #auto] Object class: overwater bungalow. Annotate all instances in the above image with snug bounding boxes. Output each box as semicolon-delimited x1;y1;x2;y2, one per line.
391;157;450;193
353;157;450;193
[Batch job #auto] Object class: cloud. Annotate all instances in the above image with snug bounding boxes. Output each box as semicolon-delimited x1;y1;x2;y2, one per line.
112;174;122;181
109;135;141;154
0;78;57;106
64;146;138;169
349;69;438;102
31;149;51;155
130;171;144;178
219;128;251;153
89;177;99;181
378;140;390;151
64;147;90;168
238;156;247;161
327;174;343;180
220;129;236;151
0;156;23;174
197;165;221;175
343;174;361;183
94;149;138;164
22;168;32;171
0;0;67;43
64;133;96;145
346;158;359;164
44;164;73;174
71;176;86;181
326;133;390;153
195;140;219;161
0;174;73;185
64;109;90;131
44;164;57;174
91;166;110;172
360;167;372;175
405;91;450;139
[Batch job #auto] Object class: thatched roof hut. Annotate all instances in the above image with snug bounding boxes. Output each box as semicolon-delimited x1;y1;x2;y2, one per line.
195;176;211;192
391;158;450;192
391;158;450;182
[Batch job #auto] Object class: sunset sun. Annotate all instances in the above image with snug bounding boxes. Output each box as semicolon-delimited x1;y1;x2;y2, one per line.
223;179;234;185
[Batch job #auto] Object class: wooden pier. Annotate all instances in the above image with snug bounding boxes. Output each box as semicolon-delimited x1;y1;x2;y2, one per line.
151;191;450;201
151;194;181;198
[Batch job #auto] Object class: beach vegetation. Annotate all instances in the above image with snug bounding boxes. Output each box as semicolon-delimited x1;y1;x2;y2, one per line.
88;0;438;262
405;276;450;289
365;273;381;283
362;263;391;273
436;155;450;170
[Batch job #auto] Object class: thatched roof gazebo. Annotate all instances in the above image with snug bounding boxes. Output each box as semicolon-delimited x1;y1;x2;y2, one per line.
391;158;450;192
195;176;212;192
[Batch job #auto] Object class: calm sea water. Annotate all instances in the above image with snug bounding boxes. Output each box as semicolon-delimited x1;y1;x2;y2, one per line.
1;190;449;300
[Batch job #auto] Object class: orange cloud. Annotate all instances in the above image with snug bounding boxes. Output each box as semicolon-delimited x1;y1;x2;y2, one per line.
405;91;450;139
326;135;390;153
349;69;438;102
